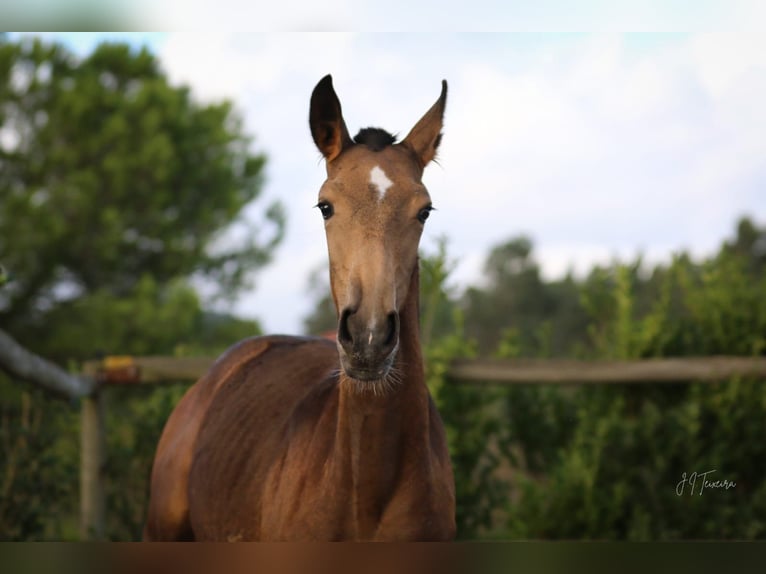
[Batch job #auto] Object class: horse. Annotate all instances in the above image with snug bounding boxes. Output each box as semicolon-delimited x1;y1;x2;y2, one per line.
143;75;456;541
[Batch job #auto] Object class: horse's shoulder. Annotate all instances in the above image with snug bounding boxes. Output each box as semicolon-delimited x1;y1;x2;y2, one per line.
212;334;337;383
195;335;338;437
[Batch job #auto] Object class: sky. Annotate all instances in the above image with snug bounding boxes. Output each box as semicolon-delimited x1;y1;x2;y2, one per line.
17;30;766;334
6;1;766;31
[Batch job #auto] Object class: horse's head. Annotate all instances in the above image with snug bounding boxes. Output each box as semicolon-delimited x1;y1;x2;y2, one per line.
309;75;446;385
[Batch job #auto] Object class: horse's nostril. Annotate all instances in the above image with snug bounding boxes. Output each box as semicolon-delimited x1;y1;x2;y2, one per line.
338;308;355;346
384;312;399;348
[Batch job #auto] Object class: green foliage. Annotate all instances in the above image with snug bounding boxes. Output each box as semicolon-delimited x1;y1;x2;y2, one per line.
0;384;79;540
103;382;189;540
427;317;509;539
421;244;506;539
420;237;460;348
0;37;284;330
28;275;261;362
499;217;766;540
507;377;766;540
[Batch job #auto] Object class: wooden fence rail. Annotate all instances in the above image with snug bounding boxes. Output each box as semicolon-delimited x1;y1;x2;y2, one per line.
445;357;766;385
82;355;214;385
83;355;766;386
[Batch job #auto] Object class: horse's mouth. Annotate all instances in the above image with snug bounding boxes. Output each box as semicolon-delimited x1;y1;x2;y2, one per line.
338;346;398;383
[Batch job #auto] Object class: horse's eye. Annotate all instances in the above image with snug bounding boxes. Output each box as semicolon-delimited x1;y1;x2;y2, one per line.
417;206;434;224
316;201;334;220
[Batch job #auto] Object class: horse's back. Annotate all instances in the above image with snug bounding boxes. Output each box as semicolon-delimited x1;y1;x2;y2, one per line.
144;335;338;541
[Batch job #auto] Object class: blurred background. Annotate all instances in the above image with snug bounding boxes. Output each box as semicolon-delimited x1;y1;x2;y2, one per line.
0;30;764;540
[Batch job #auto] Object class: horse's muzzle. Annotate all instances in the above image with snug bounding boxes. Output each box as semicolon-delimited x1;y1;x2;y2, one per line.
337;308;399;380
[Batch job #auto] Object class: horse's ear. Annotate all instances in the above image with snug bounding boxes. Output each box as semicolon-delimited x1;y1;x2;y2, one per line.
402;80;447;168
310;75;352;162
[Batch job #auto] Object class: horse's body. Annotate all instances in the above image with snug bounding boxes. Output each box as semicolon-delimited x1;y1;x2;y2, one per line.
144;76;455;541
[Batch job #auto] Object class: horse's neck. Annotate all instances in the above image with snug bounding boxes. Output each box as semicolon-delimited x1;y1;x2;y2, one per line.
334;264;429;533
392;262;425;387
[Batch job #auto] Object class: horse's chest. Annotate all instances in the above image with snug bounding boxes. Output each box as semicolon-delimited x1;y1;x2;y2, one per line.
259;456;448;541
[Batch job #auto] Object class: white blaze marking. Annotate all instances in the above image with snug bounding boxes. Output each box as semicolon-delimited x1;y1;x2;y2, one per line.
369;165;393;202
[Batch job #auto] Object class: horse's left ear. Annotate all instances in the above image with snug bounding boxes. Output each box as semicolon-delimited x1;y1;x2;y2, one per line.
402;80;447;167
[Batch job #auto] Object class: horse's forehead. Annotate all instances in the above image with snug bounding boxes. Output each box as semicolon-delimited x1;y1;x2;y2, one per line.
331;146;421;194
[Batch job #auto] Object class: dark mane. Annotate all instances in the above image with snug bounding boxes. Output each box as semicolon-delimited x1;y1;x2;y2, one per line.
354;127;397;151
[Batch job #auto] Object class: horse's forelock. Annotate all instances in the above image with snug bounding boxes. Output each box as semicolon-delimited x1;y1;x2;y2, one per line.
353;128;397;151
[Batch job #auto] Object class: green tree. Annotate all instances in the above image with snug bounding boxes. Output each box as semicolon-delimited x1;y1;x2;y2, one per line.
463;236;588;356
420;236;461;346
0;37;284;335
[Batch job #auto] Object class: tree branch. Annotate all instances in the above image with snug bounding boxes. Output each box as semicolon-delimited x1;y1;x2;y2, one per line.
0;327;95;399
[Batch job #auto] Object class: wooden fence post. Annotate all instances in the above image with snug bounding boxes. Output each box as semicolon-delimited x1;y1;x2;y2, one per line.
80;390;106;540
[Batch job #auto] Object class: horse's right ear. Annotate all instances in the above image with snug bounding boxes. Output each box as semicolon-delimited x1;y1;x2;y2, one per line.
310;75;352;162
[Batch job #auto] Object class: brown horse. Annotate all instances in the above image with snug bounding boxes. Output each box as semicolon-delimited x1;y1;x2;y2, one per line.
144;75;455;541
